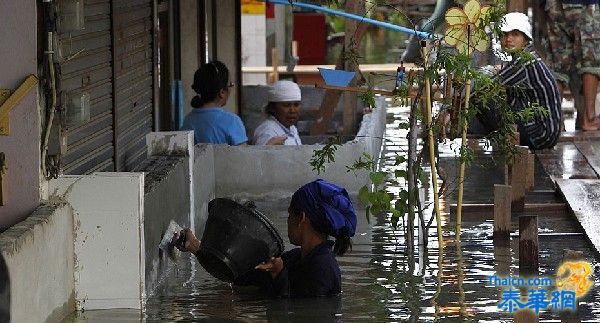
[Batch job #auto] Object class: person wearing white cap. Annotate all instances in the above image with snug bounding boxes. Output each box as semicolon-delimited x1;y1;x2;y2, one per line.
253;80;303;145
469;12;562;150
500;12;532;51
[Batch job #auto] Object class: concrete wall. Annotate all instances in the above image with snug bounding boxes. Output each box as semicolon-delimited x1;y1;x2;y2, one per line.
0;204;75;323
0;0;40;230
193;144;215;236
49;173;145;310
180;0;199;117
214;97;386;198
142;131;194;296
142;131;205;296
0;252;7;322
140;156;189;295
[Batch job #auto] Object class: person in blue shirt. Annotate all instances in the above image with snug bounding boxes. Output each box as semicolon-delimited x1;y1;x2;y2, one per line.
182;61;248;145
176;179;357;298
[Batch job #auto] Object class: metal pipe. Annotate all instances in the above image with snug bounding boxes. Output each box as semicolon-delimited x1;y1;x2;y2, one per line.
262;0;433;39
41;30;57;179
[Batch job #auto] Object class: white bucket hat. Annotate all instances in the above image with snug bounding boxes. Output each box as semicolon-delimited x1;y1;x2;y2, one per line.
268;80;301;102
500;12;533;41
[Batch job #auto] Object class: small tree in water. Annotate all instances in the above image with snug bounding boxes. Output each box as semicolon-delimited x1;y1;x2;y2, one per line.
309;0;546;257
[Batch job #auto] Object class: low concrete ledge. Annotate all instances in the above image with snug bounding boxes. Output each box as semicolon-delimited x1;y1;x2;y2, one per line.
0;203;75;323
193;144;216;236
49;173;145;311
214;97;386;198
136;155;190;296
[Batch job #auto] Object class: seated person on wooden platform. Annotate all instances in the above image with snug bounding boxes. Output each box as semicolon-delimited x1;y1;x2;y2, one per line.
253;80;303;145
469;12;562;150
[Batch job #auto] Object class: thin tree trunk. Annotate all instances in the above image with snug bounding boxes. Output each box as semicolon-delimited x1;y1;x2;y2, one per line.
311;0;368;135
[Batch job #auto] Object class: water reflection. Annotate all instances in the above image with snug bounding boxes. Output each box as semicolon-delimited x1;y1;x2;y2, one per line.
64;105;600;322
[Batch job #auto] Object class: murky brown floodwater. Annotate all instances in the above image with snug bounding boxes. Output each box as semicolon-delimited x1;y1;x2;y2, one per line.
65;105;600;322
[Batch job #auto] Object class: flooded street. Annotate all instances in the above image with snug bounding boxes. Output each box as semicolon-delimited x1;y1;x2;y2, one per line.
65;105;600;322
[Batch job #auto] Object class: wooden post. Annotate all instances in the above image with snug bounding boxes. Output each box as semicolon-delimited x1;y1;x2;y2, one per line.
507;0;527;13
563;249;584;262
560;250;583;323
494;184;512;240
510;146;529;211
342;91;356;135
493;240;511;277
270;48;279;84
526;152;535;191
341;0;364;135
291;40;298;59
309;7;368;136
519;215;539;275
510;126;520;146
514;309;539;323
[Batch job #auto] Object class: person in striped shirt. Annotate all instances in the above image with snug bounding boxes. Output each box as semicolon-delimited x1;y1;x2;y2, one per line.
470;12;562;150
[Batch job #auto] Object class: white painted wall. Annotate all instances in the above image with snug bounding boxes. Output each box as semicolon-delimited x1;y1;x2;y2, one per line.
0;0;40;230
147;131;195;228
242;14;267;85
142;158;189;296
193;144;215;236
49;173;145;310
144;131;194;295
0;204;74;323
213;98;386;198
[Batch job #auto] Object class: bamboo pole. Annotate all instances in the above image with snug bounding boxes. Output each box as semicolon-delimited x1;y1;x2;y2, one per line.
271;48;279;83
455;80;471;240
421;40;443;250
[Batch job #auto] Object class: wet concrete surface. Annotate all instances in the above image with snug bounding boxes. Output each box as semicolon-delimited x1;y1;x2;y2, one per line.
556;179;600;255
574;142;600;178
536;143;598;180
63;104;600;322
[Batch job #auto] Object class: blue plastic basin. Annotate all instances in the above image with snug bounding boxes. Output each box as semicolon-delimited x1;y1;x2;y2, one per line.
318;68;356;87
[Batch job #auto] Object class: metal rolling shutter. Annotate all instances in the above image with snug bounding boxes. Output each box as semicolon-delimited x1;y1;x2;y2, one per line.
59;0;115;175
112;0;154;171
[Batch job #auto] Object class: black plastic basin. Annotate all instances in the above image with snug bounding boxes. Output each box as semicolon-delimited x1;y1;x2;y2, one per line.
197;198;285;282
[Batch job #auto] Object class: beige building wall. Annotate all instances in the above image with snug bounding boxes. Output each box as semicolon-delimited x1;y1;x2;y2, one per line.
180;0;199;117
0;1;40;229
216;1;241;114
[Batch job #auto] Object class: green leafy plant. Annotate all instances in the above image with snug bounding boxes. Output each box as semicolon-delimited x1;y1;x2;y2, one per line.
309;0;547;254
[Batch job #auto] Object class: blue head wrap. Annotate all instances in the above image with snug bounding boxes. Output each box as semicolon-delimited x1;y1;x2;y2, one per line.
290;179;357;238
